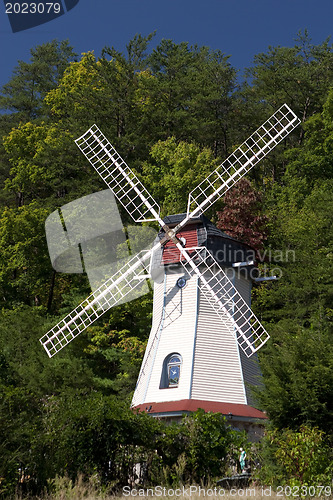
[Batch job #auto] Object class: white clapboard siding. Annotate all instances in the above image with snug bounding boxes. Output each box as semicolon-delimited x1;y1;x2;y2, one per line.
132;263;263;409
132;269;199;406
191;287;247;404
131;277;166;406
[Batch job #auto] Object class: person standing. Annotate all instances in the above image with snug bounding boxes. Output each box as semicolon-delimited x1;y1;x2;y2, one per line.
239;448;247;473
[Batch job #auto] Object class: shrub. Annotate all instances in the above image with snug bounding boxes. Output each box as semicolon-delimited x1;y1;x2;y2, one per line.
256;425;333;487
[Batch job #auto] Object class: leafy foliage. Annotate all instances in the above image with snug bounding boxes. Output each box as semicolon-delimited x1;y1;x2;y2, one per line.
254;325;333;434
0;204;50;306
244;30;333;124
216;178;269;254
0;40;76;121
256;425;333;487
141;137;220;216
0;31;333;495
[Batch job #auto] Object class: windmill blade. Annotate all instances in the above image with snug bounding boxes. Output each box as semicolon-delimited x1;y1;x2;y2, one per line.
179;246;269;357
39;249;153;357
75;125;161;223
187;104;300;218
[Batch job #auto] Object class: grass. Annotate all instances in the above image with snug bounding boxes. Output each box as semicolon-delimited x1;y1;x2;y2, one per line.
12;477;333;500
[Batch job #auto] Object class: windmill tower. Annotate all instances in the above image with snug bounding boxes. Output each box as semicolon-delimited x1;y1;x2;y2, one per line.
131;214;272;438
40;105;300;435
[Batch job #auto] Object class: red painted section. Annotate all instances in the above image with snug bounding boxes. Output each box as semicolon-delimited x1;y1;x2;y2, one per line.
162;226;198;264
133;399;267;420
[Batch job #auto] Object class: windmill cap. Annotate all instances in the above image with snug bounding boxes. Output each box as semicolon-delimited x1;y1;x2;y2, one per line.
162;212;238;241
160;213;258;272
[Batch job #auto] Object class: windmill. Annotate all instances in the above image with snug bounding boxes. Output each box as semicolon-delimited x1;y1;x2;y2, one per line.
40;104;299;426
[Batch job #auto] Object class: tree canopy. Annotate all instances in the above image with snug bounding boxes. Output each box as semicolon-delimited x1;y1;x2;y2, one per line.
1;31;333;495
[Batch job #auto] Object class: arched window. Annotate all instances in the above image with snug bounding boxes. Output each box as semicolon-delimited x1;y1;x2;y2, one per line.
167;354;182;386
160;353;182;388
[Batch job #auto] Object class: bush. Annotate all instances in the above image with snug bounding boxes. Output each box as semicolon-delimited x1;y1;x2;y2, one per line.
255;425;333;487
152;409;247;485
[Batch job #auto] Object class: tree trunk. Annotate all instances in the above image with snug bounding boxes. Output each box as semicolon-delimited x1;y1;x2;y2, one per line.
47;270;56;311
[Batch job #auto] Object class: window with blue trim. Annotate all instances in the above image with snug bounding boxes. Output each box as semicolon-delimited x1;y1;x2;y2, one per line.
167;354;182;386
160;353;182;388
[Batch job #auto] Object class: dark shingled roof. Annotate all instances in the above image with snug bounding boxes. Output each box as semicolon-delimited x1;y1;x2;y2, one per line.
162;213;236;241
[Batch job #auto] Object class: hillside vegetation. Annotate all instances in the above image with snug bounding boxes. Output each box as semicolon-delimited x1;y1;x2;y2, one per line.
0;32;333;496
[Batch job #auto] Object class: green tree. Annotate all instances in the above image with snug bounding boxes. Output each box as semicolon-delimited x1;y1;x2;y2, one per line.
141;137;220;216
253;91;333;328
45;34;156;161
41;391;156;484
283;87;333;191
254;324;333;433
0;306;96;397
182;409;242;483
45;52;110;129
0;204;50;307
0;40;76;207
137;40;237;156
244;31;333;127
257;182;333;327
257;425;333;487
3;121;94;207
154;409;246;485
237;31;333;186
0;40;76;121
243;86;333;439
0;385;43;497
100;33;155;143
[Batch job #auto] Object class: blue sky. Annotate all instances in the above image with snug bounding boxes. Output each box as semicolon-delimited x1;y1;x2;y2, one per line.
0;0;332;89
